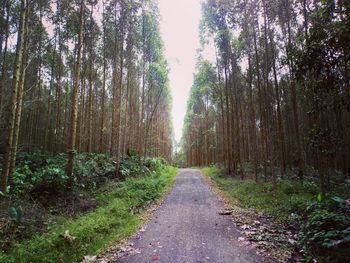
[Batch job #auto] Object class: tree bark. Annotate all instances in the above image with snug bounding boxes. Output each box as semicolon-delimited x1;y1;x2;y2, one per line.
1;0;27;192
66;0;85;178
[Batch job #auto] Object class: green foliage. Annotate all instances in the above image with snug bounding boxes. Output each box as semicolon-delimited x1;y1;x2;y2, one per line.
203;166;350;261
119;154;150;178
11;156;69;195
119;153;167;178
144;156;168;172
34;164;68;189
5;151;170;197
73;153;116;189
8;207;22;224
203;166;316;222
300;196;350;261
6;151;116;196
201;166;220;177
113;173;169;211
0;166;177;263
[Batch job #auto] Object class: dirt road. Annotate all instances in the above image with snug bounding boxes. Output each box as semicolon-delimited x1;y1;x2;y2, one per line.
114;169;272;263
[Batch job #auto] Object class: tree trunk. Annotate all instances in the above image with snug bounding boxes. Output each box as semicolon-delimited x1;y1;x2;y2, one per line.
9;6;29;176
0;0;10;117
1;0;27;192
66;0;85;178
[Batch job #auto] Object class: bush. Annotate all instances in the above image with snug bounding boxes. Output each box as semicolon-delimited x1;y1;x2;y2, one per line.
4;151;116;196
145;156;167;171
119;153;167;178
28;164;68;195
73;153;115;189
0;166;178;263
4;151;169;196
300;195;350;261
119;154;149;178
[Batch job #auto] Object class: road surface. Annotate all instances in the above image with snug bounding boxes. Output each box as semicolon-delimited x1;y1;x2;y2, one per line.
114;169;272;263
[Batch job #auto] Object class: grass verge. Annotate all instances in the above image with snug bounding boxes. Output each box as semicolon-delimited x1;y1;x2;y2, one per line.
0;166;178;263
201;166;316;222
201;166;350;262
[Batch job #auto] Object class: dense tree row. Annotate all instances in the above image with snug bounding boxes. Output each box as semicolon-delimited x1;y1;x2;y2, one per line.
0;0;173;192
182;0;349;192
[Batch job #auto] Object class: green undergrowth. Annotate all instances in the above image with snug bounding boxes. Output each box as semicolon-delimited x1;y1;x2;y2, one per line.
0;151;116;197
201;166;350;262
0;166;178;263
202;166;315;221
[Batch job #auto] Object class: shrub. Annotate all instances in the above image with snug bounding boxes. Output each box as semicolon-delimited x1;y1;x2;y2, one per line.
119;154;166;178
4;151;168;196
119;154;150;178
73;153;115;189
4;151;116;196
30;164;68;194
144;156;168;171
300;195;350;261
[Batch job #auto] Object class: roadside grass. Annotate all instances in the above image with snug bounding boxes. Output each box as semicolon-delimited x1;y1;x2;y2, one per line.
201;166;316;222
202;166;350;262
0;166;178;263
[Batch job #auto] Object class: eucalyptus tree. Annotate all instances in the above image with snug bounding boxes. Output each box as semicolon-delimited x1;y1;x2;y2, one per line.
295;0;350;191
1;0;28;192
66;0;85;178
182;59;218;167
0;0;173;191
184;0;349;191
0;0;12;117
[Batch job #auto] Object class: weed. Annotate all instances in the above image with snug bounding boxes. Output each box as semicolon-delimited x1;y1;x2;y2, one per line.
0;166;177;263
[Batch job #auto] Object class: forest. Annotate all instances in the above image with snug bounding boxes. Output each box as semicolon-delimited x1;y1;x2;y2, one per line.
180;0;349;261
182;0;349;190
178;0;350;262
0;0;175;261
0;0;349;262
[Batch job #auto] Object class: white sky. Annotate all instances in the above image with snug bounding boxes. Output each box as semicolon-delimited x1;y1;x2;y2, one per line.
158;0;202;143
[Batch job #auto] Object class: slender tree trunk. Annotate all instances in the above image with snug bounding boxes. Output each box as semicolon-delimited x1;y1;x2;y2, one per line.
78;73;86;152
247;54;259;181
66;0;85;178
1;0;27;192
54;6;63;153
215;46;226;167
99;2;107;153
253;22;267;180
262;1;275;186
286;1;304;179
0;1;10;117
9;7;29;176
224;65;232;174
270;33;286;177
87;2;94;153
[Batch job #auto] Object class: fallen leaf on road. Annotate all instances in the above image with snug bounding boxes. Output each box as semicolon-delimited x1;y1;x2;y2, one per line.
152;254;160;261
218;210;232;215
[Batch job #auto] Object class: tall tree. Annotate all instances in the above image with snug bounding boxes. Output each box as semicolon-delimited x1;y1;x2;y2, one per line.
1;0;27;192
66;0;85;178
